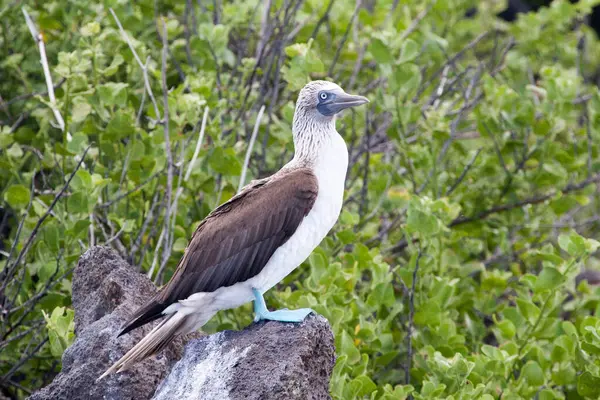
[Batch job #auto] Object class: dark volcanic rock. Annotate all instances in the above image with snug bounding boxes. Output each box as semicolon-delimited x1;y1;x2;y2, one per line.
29;246;336;400
29;246;191;400
153;314;335;400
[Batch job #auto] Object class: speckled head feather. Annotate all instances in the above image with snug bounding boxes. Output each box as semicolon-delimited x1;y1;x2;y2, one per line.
292;80;368;162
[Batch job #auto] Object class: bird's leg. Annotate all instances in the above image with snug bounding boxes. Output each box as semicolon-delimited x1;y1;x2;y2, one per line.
252;288;313;323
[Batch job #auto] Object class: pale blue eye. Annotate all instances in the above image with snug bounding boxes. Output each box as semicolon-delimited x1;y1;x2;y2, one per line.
319;92;328;100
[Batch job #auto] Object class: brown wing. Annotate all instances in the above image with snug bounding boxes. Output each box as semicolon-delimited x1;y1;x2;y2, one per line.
119;168;318;336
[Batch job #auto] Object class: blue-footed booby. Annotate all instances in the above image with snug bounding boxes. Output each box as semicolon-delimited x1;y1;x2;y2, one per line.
99;81;368;379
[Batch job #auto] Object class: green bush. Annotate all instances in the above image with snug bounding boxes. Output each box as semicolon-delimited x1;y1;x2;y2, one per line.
1;0;600;398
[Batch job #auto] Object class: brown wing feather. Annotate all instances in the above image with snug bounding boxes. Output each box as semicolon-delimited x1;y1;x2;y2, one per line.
119;168;318;336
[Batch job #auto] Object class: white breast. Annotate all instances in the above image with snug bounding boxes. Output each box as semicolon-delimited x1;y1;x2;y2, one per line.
207;131;348;311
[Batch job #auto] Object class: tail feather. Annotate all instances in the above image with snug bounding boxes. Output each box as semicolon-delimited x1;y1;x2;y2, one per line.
97;312;191;382
118;297;168;337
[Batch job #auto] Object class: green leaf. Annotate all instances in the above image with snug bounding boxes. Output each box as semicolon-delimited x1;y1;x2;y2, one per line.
71;102;92;124
370;38;394;64
43;225;60;252
98;82;129;107
339;330;361;364
521;361;544;386
578;371;600;398
48;330;64;358
496;319;516;339
43;307;75;358
390;63;421;98
406;203;439;236
71;170;92;191
67;192;89;214
534;266;565;292
558;231;587;256
100;54;125;77
173;237;188;252
285;42;309;57
7;143;23;158
367;283;395;308
398;39;419;63
516;298;541;326
585;238;600;254
80;21;100;36
414;301;441;326
353;375;377;396
208;147;242;176
66;133;89;154
4;184;30;208
562;321;578;338
481;344;505;360
105;111;134;140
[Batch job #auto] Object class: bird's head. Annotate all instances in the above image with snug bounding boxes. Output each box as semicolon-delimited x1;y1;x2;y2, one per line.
294;81;369;122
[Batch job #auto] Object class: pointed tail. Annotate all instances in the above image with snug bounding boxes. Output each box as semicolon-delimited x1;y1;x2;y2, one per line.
97;311;193;381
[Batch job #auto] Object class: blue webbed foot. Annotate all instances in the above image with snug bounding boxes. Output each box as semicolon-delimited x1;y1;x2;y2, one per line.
254;308;314;323
252;288;313;323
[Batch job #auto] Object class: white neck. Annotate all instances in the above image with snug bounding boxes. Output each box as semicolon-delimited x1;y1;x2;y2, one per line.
291;112;337;166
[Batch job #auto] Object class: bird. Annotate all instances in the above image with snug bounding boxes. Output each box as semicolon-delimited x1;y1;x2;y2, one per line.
98;81;368;380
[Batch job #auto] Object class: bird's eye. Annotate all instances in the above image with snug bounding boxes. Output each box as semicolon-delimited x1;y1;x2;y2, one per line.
319;92;328;100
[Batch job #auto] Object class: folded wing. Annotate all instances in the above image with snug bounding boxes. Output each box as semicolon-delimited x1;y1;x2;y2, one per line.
119;167;318;335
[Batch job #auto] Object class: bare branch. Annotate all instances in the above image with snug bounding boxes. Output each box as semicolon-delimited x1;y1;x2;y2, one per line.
98;170;163;208
405;250;422;387
158;18;174;277
256;0;273;59
22;8;65;133
398;2;434;41
109;8;162;121
445;148;482;196
327;1;360;76
238;105;266;193
2;78;66;108
184;106;209;182
450;172;600;227
0;146;90;297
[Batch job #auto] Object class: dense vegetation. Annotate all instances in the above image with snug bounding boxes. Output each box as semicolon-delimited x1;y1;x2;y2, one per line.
2;0;600;398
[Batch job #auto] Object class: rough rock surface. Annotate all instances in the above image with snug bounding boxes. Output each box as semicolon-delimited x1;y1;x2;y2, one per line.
153;314;335;400
29;246;192;400
29;246;336;400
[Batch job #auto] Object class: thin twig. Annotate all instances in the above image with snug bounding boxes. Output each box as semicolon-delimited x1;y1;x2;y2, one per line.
311;0;335;39
327;1;360;76
358;109;371;221
450;172;600;227
148;227;165;280
131;190;161;265
110;8;162;121
158;18;174;276
104;225;125;246
389;173;600;254
89;213;95;247
238;105;266;193
446;148;482;196
184;106;209;182
0;147;90;297
398;2;435;41
256;0;273;59
3;337;49;380
98;170;163;208
136;60;149;125
22;8;65;133
406;250;422;388
2;78;66;108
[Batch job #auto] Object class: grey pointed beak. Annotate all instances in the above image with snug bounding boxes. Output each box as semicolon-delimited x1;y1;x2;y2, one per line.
330;92;369;114
317;92;369;116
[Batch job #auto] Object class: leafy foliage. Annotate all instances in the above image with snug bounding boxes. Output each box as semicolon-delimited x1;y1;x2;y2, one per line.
1;0;600;399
